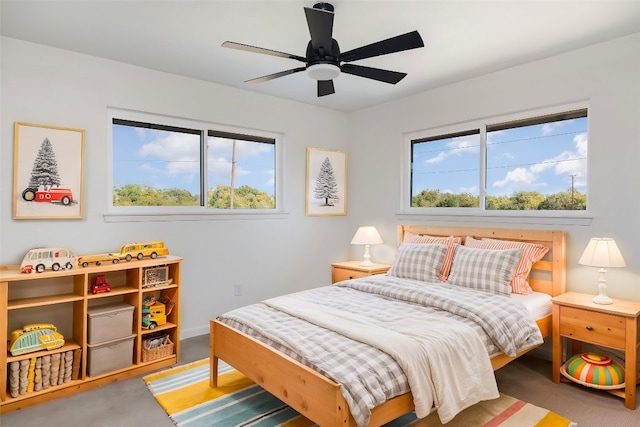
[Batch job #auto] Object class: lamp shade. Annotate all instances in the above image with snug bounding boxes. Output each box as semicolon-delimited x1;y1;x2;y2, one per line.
578;238;626;268
350;226;383;245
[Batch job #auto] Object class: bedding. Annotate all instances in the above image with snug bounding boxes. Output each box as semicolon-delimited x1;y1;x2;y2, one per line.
402;232;461;281
511;291;552;320
387;242;447;283
464;236;549;294
447;246;523;295
217;275;543;426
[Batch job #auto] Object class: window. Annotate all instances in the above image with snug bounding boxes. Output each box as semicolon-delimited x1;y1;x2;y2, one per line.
409;107;588;212
110;112;280;214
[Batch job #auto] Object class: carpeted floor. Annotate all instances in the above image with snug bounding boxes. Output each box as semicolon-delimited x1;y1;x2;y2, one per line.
144;357;575;426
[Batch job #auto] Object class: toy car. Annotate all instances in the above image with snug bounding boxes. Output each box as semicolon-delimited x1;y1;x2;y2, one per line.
20;248;76;273
91;275;111;294
78;253;120;267
22;187;74;205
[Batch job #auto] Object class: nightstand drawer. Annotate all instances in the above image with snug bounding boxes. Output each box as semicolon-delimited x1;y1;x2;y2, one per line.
559;306;626;349
332;268;370;282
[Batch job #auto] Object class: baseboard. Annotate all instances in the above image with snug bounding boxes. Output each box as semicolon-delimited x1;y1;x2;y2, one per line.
181;325;210;339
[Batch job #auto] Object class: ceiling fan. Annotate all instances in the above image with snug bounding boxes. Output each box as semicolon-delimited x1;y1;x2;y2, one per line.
222;2;424;97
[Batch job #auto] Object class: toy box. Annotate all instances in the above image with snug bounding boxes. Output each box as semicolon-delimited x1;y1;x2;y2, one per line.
87;335;135;376
87;303;134;344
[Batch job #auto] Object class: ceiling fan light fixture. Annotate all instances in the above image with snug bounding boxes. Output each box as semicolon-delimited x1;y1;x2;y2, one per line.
306;63;340;80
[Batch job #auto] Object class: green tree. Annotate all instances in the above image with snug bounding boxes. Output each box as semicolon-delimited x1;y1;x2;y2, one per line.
208;184;274;209
538;189;586;210
113;184;198;206
412;189;440;207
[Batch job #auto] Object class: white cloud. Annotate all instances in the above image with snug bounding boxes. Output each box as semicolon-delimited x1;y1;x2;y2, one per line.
139;131;200;177
426;136;479;164
491;132;587;192
493;167;536;188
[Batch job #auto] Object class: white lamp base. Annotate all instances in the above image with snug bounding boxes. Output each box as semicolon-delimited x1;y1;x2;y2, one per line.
360;244;373;267
592;268;613;305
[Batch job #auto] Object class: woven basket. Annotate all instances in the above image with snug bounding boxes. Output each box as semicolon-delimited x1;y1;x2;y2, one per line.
142;336;174;362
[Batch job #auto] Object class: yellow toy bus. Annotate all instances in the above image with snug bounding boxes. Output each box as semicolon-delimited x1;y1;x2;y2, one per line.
114;241;169;261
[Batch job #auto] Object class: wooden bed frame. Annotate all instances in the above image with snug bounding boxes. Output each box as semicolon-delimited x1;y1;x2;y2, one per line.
210;225;566;426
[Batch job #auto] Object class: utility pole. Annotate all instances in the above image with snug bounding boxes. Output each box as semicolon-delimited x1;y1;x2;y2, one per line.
230;140;236;208
569;174;577;210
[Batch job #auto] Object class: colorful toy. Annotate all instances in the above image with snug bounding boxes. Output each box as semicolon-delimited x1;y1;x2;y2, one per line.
91;275;112;294
78;241;169;268
142;296;167;330
9;324;65;356
78;253;120;267
115;241;169;261
20;248;76;273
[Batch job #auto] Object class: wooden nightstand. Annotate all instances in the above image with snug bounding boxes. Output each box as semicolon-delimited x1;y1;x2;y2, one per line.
331;261;391;284
552;292;640;409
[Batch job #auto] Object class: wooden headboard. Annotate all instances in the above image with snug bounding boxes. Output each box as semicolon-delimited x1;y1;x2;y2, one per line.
397;225;566;296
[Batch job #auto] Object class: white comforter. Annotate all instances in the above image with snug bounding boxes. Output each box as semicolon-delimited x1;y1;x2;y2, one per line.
218;275;543;426
264;293;499;423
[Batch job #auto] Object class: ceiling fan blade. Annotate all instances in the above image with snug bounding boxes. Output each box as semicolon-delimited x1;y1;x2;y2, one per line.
222;41;307;63
304;6;334;52
317;80;335;97
340;64;407;84
339;30;424;63
246;67;306;84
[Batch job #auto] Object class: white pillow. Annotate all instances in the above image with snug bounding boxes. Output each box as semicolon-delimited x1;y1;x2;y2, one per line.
388;243;448;283
447;246;522;295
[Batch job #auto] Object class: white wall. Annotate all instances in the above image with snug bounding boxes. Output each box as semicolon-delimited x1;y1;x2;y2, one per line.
0;37;350;337
2;33;639;340
347;33;640;302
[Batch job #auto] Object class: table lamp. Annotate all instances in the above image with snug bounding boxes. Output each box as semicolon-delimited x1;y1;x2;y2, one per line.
350;226;383;267
578;238;626;305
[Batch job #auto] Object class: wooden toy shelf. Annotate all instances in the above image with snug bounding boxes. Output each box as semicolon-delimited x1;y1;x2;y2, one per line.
0;255;182;413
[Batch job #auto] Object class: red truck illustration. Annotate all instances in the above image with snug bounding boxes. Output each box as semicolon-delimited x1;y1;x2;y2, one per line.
22;187;74;205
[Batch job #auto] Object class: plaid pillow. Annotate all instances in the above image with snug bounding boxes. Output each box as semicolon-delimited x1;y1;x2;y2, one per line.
388;243;448;283
464;237;549;294
403;232;461;282
447;246;522;296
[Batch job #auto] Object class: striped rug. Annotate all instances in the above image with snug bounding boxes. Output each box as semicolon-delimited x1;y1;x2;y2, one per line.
143;358;576;427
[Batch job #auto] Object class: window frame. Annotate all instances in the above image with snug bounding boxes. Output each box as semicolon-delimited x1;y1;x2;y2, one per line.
105;108;286;222
399;102;592;226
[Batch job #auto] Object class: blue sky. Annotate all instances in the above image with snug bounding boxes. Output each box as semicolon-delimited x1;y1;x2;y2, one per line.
412;117;588;198
112;125;275;196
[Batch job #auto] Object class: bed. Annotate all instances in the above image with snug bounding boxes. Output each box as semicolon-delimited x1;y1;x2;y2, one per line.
209;225;566;426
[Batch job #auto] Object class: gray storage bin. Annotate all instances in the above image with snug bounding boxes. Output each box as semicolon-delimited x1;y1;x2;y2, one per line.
87;302;134;344
87;334;135;376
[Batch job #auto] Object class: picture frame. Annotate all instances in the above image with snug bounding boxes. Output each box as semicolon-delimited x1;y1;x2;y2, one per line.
306;147;347;216
13;122;85;219
143;265;170;288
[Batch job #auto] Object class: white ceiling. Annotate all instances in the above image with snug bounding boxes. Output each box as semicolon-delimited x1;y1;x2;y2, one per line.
2;1;639;112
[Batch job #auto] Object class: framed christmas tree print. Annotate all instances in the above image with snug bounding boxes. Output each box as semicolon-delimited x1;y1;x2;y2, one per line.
13;122;85;219
306;147;347;216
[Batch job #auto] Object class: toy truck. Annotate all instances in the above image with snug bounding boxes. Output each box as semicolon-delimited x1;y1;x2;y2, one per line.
142;302;167;330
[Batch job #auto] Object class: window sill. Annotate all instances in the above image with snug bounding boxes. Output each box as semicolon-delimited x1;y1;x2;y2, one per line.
104;210;289;223
395;210;592;226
